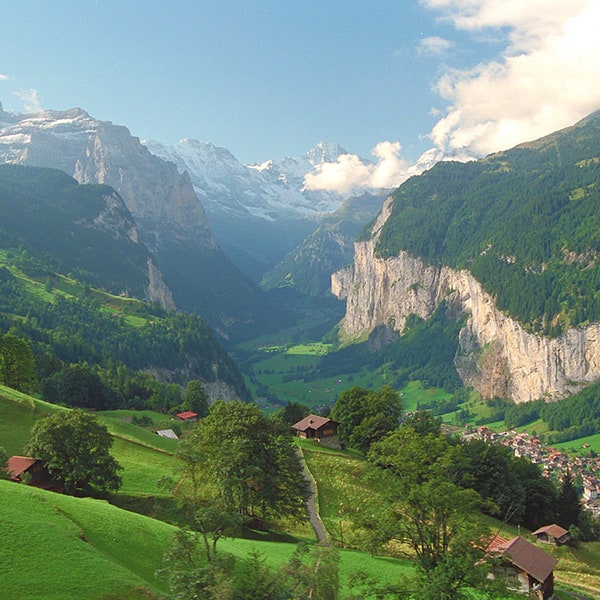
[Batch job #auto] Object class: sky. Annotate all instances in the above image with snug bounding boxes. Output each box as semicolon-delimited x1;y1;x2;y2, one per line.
2;0;600;192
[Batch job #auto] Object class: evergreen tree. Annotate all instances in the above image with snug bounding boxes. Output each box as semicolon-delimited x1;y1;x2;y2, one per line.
0;333;37;393
556;470;581;529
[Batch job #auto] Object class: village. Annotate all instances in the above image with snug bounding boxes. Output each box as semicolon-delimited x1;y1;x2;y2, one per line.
465;426;600;518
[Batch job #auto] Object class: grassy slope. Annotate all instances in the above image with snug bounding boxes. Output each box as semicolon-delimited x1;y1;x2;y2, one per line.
3;388;600;598
0;480;411;600
0;480;173;600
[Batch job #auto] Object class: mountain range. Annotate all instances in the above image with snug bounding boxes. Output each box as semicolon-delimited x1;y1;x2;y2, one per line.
5;98;600;406
0;102;286;339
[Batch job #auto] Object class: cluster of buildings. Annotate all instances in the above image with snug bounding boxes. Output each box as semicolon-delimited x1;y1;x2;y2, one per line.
465;426;600;518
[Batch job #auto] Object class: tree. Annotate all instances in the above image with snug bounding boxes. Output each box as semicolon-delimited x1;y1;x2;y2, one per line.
278;401;310;425
159;529;235;600
177;401;309;522
182;380;209;417
0;446;9;480
556;470;581;530
0;333;37;393
331;385;402;451
368;425;460;486
43;364;117;409
25;409;122;495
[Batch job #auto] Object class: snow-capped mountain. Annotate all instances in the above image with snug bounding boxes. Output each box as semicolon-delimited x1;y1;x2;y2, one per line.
0;102;283;339
143;139;369;221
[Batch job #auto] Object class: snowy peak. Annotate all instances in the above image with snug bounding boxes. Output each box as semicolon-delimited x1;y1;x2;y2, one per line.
303;141;349;166
144;138;367;220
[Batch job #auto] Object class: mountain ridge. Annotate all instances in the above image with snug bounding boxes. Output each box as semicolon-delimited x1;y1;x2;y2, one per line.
334;110;600;403
0;103;281;340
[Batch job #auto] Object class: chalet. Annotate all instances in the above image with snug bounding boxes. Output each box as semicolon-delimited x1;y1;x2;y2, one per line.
7;456;60;491
487;535;558;599
174;411;198;423
292;414;337;439
532;524;571;546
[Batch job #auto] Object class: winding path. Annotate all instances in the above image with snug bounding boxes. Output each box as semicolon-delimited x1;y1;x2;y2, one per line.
296;448;329;545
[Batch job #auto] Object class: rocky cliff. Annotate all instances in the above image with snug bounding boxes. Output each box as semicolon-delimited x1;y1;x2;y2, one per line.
332;198;600;403
0;106;216;251
0;105;280;339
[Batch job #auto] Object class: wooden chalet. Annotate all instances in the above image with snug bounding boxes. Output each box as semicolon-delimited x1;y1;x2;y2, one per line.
487;535;558;599
174;410;198;422
292;414;338;441
532;524;571;546
7;456;61;492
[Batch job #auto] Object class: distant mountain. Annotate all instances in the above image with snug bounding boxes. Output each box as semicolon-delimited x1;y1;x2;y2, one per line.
143;139;374;280
144;139;362;220
261;192;386;297
0;164;173;308
334;110;600;403
0;102;281;340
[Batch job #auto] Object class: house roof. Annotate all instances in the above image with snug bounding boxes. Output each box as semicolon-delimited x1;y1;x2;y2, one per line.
292;414;334;432
175;411;198;420
532;524;569;539
495;536;558;583
7;456;39;478
156;429;179;439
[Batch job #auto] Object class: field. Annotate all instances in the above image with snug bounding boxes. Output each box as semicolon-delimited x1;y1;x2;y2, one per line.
0;479;415;600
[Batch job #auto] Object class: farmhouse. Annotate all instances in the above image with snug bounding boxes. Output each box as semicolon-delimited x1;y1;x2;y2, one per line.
7;456;60;491
487;535;558;599
292;414;340;447
292;414;337;439
174;411;198;422
532;524;571;546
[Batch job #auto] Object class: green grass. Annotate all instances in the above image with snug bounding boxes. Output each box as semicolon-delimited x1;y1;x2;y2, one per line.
553;432;600;455
0;480;173;599
398;380;452;412
285;342;333;355
0;386;64;455
0;480;413;600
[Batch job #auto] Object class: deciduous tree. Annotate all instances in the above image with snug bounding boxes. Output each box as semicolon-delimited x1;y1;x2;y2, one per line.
25;408;122;495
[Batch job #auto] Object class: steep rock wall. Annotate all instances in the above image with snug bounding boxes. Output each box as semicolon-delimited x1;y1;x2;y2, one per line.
332;200;600;403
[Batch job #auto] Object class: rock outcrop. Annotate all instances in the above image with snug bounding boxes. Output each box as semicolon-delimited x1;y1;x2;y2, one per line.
333;198;600;403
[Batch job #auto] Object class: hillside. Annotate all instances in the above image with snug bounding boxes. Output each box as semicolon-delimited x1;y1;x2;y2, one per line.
0;233;250;403
375;110;600;336
261;192;385;297
0;106;285;341
334;111;600;403
0;164;172;308
3;388;600;599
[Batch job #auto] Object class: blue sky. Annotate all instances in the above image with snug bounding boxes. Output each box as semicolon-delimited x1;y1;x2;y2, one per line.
2;1;600;187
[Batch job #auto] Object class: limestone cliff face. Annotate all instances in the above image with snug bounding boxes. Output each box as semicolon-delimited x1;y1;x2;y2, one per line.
332;198;600;403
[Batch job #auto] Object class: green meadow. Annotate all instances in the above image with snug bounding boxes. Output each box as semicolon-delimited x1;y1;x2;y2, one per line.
2;387;600;599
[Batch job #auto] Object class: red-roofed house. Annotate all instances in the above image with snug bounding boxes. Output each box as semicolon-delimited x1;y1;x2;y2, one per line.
292;414;338;441
7;456;60;491
532;524;571;546
487;535;558;599
174;411;198;422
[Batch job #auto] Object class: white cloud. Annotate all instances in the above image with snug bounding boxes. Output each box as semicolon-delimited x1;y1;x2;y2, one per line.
418;36;454;55
14;88;42;113
304;141;411;194
0;74;8;81
423;0;600;155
